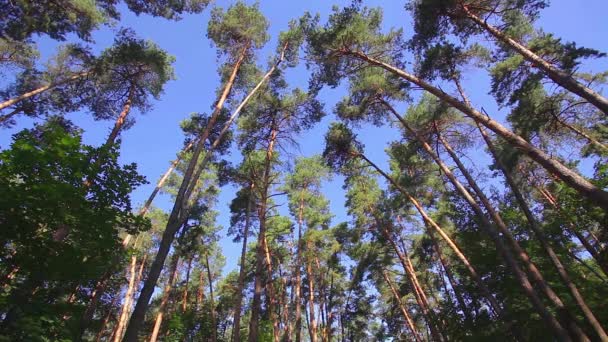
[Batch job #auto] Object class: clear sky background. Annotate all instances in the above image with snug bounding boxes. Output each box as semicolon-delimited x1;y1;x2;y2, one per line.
2;0;607;275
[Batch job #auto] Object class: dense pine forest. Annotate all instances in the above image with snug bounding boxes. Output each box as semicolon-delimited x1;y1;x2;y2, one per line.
1;0;608;341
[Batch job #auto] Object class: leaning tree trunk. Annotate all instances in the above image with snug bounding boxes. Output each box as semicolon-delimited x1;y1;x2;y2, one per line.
205;253;218;342
105;84;135;147
475;121;608;340
232;183;253;342
358;152;571;340
382;270;422;342
121;45;248;342
346;50;608;211
427;227;474;326
435;129;589;340
182;257;192;312
0;71;90;112
382;102;577;340
113;256;137;342
376;220;443;342
149;255;180;342
459;4;608;116
80;147;191;338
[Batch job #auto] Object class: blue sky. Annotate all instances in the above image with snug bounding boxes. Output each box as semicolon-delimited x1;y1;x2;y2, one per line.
2;0;607;274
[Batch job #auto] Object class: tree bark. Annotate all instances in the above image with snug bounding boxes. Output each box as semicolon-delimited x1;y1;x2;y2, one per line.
122;45;248;342
149;255;180;342
346;50;608;211
459;3;608;116
383;269;423;341
249;123;280;342
105;84;135;147
205;253;218;342
232;183;253;342
0;71;90;112
305;242;318;342
95;296;118;342
113;255;137;342
182;257;192;312
294;198;304;342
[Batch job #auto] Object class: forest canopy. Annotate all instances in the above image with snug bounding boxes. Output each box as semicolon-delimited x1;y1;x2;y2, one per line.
1;0;608;341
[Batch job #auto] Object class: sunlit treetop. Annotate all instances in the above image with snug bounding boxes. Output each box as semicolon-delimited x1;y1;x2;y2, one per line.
207;1;270;59
84;28;175;121
302;4;404;91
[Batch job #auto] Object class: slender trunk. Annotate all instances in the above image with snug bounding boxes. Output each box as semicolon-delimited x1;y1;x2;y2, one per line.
0;108;22;125
305;243;318;342
476;122;608;340
537;185;608;277
459;4;608;116
359;153;502;317
182;257;193;312
382;270;423;342
232;184;253;342
105;84;135;147
550;112;608;151
249;125;279;342
122;46;248;342
113;255;138;342
149;255;180;342
377;221;442;341
197;269;205;310
0;71;89;112
359;152;571;340
205;253;218;342
382;101;575;340
427;227;473;325
95;297;118;342
347;50;608;211
280;267;291;342
436;129;589;341
294;198;304;342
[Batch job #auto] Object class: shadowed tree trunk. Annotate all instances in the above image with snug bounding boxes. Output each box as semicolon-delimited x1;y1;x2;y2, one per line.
205;253;218;342
113;255;137;342
382;268;423;341
149;255;180;342
105;84;135;147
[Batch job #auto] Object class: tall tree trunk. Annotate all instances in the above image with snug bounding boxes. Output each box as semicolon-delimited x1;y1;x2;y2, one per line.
233;182;254;342
305;242;318;342
249;125;279;342
382;270;423;342
427;227;473;326
95;296;118;342
435;129;589;341
359;152;571;340
205;253;218;342
149;255;180;342
80;150;189;338
197;268;205;310
105;84;135;147
536;184;608;277
0;71;90;112
359;153;502;318
382;101;578;340
376;221;441;341
182;257;192;313
122;45;248;342
475;122;608;340
459;3;608;116
346;51;608;211
294;198;304;342
113;255;138;342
